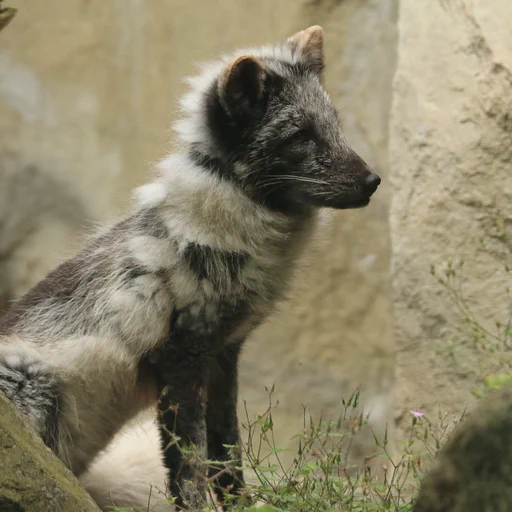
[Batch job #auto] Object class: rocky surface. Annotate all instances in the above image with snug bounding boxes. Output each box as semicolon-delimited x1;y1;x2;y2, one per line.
389;0;512;435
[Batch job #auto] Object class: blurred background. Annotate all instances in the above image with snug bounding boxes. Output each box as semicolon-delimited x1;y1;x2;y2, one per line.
0;0;510;462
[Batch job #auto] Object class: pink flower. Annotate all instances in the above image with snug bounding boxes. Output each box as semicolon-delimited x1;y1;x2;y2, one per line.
410;410;424;418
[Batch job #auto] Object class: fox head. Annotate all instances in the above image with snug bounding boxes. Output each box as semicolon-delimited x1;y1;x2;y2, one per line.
176;26;380;213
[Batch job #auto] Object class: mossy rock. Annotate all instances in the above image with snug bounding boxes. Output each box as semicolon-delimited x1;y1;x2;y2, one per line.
0;391;99;511
414;385;512;512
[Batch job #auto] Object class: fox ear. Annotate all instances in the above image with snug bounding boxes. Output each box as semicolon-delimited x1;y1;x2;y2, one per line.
218;55;267;117
287;25;324;77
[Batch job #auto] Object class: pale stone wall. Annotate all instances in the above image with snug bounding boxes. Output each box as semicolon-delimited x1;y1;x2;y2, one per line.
0;0;396;458
390;0;512;434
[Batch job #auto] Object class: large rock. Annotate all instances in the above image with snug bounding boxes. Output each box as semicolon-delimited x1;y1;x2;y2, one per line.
390;0;512;434
0;391;100;511
0;0;396;459
414;385;512;512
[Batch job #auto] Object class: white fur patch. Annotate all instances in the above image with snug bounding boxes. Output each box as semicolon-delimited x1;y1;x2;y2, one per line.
151;154;290;254
45;335;131;373
0;341;48;372
80;417;172;512
128;235;178;271
102;284;171;351
133;182;169;210
169;271;200;308
131;273;165;299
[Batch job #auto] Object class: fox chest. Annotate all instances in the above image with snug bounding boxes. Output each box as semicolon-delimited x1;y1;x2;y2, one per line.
168;244;292;350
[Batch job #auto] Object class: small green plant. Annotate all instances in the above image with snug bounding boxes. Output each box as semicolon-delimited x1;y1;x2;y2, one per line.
237;388;413;512
233;388;467;512
107;388;467;512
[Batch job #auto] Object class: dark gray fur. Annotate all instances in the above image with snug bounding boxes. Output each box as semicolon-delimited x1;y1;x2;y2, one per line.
0;359;61;451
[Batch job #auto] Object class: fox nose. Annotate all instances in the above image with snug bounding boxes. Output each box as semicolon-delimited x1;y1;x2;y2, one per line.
363;173;381;195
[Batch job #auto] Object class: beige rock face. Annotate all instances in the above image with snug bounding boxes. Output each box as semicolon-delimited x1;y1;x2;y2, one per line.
390;0;512;434
0;0;396;462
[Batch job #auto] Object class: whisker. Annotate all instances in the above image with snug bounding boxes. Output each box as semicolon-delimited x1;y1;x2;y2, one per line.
270;175;330;186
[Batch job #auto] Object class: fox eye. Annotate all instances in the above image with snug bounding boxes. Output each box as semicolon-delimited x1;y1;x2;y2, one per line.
292;127;314;142
279;127;314;149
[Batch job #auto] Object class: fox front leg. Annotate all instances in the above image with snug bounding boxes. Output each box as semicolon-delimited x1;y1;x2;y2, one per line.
156;307;217;510
157;365;209;510
207;341;246;508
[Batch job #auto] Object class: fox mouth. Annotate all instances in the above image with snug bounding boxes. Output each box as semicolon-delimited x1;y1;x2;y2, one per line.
296;172;380;210
336;197;370;209
299;192;372;210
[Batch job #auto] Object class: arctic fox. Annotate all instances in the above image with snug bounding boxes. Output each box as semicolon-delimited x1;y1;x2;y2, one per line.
0;26;380;510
